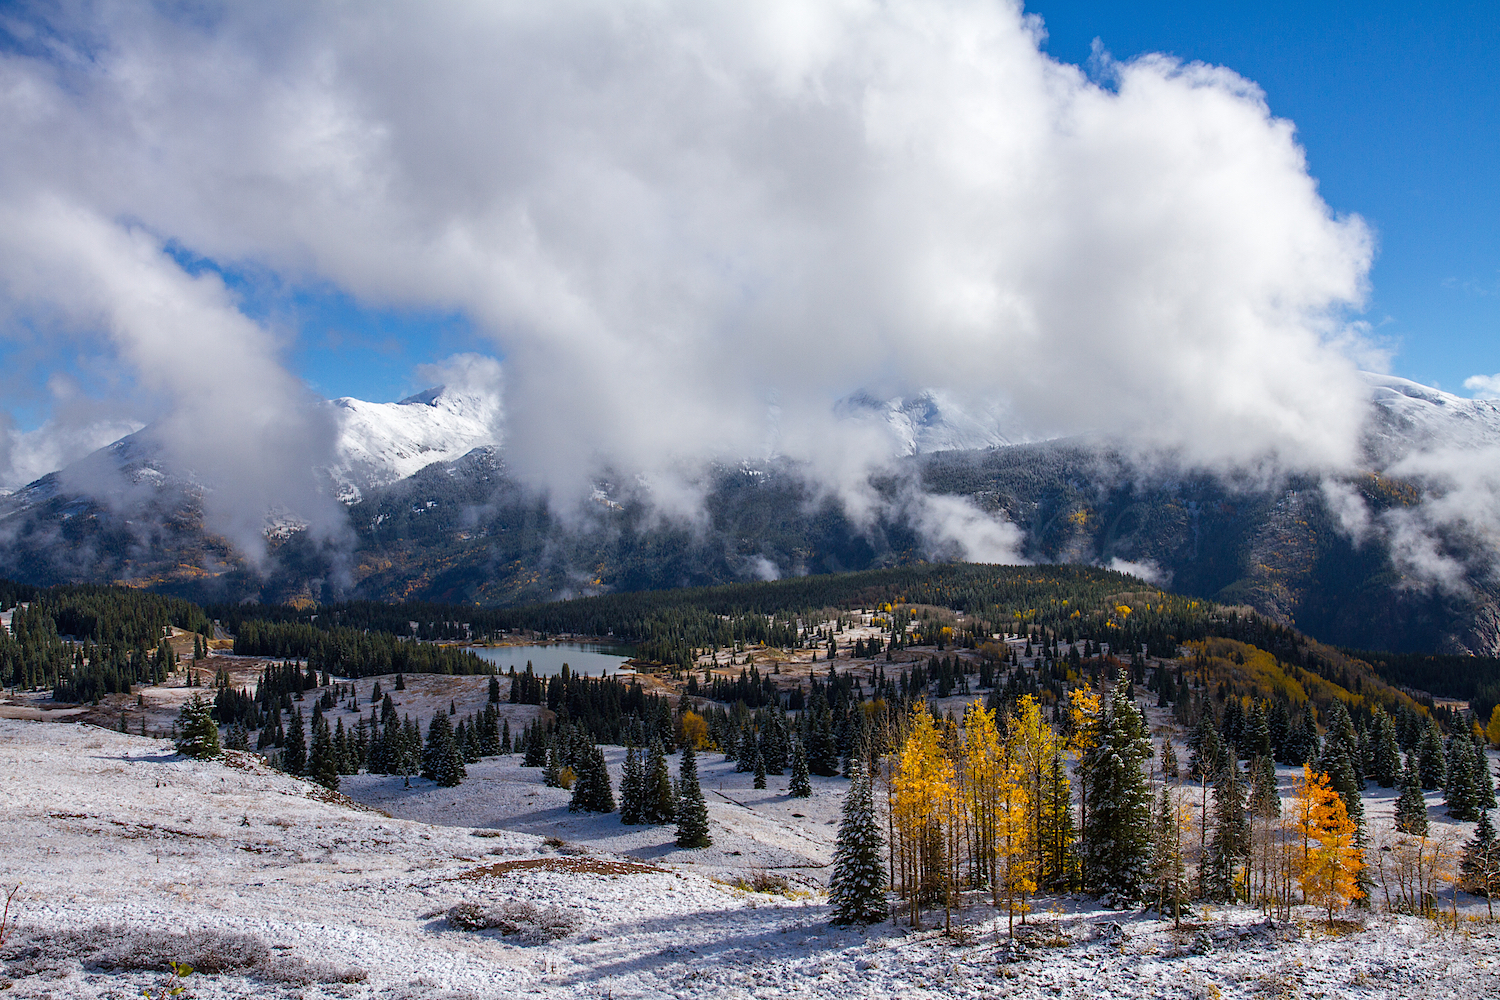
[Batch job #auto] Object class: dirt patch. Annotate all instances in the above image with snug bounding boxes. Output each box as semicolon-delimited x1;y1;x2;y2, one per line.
457;857;666;879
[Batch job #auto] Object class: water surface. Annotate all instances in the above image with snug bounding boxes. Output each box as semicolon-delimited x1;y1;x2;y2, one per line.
468;642;637;678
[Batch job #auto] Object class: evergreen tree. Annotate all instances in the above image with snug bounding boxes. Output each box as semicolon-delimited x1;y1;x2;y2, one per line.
753;744;767;789
1446;729;1482;821
806;701;839;776
1370;708;1402;788
1461;810;1500;919
423;712;464;787
308;718;339;791
788;740;812;798
1159;738;1179;781
543;741;562;787
569;744;615;813
1081;689;1153;901
1418;721;1447;790
1476;737;1497;811
1150;786;1188;926
174;695;221;759
283;707;307;775
828;760;887;924
1394;754;1429;836
619;745;644;825
501;719;512;754
1248;755;1280;819
675;744;712;848
1204;761;1251;901
523;725;547;767
642;741;677;824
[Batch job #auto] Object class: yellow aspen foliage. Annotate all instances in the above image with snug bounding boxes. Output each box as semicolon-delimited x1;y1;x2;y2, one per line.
1291;765;1364;925
678;710;709;750
994;740;1034;936
1009;695;1059;887
961;702;1004;907
1487;704;1500;750
893;706;955;928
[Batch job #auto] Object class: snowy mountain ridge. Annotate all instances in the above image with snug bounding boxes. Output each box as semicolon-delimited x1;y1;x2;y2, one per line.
326;385;502;502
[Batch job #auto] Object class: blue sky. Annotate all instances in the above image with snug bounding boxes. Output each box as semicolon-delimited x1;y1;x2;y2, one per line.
1030;0;1500;394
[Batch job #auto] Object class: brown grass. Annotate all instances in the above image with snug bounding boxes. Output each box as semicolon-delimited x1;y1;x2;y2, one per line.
456;858;665;879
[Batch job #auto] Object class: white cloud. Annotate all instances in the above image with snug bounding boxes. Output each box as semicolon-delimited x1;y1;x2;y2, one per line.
1465;373;1500;399
0;0;1388;562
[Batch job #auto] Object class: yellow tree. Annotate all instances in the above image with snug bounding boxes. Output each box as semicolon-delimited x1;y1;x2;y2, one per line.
1067;685;1103;888
961;702;1003;907
1292;766;1364;925
995;739;1034;937
893;706;955;928
1009;694;1059;888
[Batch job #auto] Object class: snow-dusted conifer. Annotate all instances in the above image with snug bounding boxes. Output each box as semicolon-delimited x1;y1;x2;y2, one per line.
619;745;644;824
789;740;812;798
829;759;886;925
175;695;221;760
675;744;712;848
569;744;615;813
283;707;307;775
643;741;677;824
1394;754;1428;836
308;718;340;791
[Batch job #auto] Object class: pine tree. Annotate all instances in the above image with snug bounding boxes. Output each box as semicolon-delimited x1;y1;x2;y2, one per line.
807;701;839;777
1394;754;1428;835
788;740;812;798
308;718;339;791
675;744;712;848
753;744;767;789
523;725;548;767
1476;737;1497;811
424;712;464;787
642;741;677;824
543;741;562;787
1446;729;1482;821
1081;688;1153;902
569;744;615;813
828;759;886;925
1151;786;1188;926
619;745;644;824
283;708;307;775
1461;810;1500;920
1159;738;1179;781
174;695;221;759
501;719;512;754
1370;708;1401;787
1204;761;1251;901
1418;721;1447;789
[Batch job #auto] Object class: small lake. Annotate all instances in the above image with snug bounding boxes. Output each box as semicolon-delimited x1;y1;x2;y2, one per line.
467;643;638;678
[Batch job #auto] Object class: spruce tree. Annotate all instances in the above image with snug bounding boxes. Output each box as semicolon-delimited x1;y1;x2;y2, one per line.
674;744;712;848
424;712;464;786
1446;729;1482;821
619;745;644;824
1370;709;1402;788
1160;738;1179;781
543;741;562;787
1461;810;1499;918
643;741;677;824
174;695;221;759
1204;761;1251;901
1150;786;1187;926
1394;754;1429;836
501;719;512;754
789;740;812;798
807;702;839;777
283;707;307;775
753;744;767;789
523;725;547;767
1476;737;1497;811
828;760;886;924
308;718;340;791
569;744;615;813
1082;689;1153;901
1418;721;1447;790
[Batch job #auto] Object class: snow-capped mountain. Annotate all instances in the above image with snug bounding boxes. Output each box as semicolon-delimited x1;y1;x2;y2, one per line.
834;389;1013;455
326;386;502;502
1361;371;1500;466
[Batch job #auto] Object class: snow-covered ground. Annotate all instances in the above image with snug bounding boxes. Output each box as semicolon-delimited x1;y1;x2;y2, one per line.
6;717;1500;999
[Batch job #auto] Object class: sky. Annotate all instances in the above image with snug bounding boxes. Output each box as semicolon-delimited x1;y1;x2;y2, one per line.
222;1;1500;405
1030;0;1500;396
0;0;1496;577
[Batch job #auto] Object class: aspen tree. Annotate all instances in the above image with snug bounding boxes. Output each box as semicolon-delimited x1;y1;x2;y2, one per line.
1009;694;1058;890
1292;765;1364;925
892;706;954;928
1067;685;1103;889
961;702;1003;907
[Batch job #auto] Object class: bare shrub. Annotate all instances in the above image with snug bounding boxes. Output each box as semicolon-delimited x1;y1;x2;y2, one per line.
1;925;364;985
445;901;577;943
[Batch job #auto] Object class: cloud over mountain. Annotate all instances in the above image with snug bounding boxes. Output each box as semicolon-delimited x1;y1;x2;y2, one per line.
0;0;1402;565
